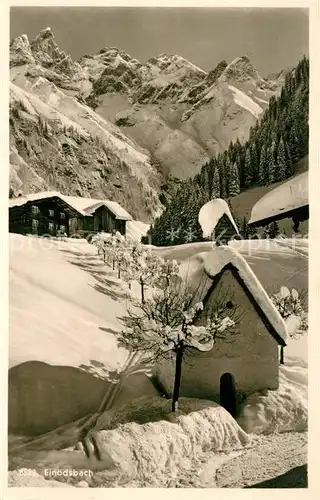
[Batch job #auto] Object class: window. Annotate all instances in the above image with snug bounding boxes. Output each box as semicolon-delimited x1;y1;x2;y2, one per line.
49;209;54;217
48;222;55;233
60;212;66;220
31;205;40;215
32;219;39;233
59;225;66;233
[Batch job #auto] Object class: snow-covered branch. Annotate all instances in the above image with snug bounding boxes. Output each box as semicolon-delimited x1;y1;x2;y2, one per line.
271;286;308;338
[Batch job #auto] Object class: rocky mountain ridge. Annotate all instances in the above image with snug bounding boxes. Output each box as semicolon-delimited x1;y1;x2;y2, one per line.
10;27;288;220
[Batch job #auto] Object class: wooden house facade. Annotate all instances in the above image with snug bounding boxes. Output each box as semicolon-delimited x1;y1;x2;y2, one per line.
9;192;132;238
9;196;80;237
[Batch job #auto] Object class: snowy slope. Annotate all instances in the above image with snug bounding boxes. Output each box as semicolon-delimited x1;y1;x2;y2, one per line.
11;80;154;183
126;220;150;242
9;234;129;371
228;84;263;118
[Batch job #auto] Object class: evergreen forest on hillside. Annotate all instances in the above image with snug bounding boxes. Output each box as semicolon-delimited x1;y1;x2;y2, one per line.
145;56;309;246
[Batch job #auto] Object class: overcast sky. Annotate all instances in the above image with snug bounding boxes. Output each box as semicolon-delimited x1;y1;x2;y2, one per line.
10;7;309;76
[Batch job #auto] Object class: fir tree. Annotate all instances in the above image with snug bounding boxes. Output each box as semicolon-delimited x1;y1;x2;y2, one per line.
250;141;259;183
145;56;309;247
289;122;301;164
266;141;277;185
276;137;287;181
241;216;248;239
228;162;240;197
244;147;253;188
258;144;268;185
269;221;280;239
212;165;221;198
285;142;293;177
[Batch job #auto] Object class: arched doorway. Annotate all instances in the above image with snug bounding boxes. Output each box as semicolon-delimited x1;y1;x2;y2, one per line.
220;373;237;418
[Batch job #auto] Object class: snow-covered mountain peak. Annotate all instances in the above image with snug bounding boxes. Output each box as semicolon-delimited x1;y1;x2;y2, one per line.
205;60;228;85
219;55;261;83
10;27;88;86
9;28;290;214
10;34;35;67
147;53;206;76
33;26;54;41
95;46;135;63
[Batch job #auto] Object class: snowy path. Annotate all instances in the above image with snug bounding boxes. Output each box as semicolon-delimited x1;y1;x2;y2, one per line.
215;431;307;488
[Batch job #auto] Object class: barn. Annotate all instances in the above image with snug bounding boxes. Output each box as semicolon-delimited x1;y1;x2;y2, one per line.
9;191;132;237
154;246;287;413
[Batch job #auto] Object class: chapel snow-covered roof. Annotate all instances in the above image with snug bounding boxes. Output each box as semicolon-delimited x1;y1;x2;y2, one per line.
249;172;308;226
9;191;132;221
180;246;287;345
198;198;239;238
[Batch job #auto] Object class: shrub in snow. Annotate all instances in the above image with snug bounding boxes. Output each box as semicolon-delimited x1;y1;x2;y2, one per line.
271;287;308;338
92;232;130;272
122;244;164;300
271;286;307;365
121;246;180;302
91;232;113;260
118;273;238;412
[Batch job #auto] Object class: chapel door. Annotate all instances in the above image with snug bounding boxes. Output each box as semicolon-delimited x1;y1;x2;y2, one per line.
220;372;237;418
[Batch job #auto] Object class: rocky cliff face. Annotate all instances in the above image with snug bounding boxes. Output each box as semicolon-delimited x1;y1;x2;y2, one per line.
10;27;286;220
10;29;162;221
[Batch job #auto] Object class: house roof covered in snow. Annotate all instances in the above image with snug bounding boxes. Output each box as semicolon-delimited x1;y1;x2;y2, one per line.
249;172;308;226
180;246;287;345
198;199;239;239
9;191;133;221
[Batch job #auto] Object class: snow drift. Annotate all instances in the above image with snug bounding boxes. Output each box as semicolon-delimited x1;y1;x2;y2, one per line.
87;396;252;487
238;358;307;435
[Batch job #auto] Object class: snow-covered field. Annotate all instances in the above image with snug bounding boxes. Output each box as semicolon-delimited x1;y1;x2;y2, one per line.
8;233;308;488
9;233;129;371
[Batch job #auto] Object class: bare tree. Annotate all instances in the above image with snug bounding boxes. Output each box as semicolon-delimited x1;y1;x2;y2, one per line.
118;276;241;412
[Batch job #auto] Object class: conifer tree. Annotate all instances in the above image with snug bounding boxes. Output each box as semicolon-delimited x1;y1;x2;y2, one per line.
289;122;301;164
276;137;287;181
241;216;248;239
212;165;221;198
266;143;276;185
269;221;280;239
244;147;253;188
144;56;309;247
285;142;293;177
258;144;267;185
228;162;240;197
250;141;259;182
